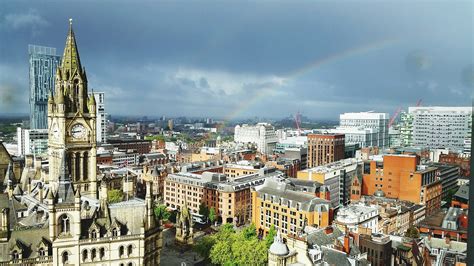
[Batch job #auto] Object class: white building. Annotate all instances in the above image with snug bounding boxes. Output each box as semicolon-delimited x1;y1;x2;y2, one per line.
325;127;379;148
16;127;48;156
334;203;380;233
336;112;389;148
90;92;107;143
409;106;472;152
234;123;278;154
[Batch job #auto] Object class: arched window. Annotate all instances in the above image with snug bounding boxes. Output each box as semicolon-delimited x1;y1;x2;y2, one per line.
119;246;124;257
99;248;105;259
127;245;133;256
112;228;118;237
59;214;71;234
91;248;97;261
11;250;19;260
91;229;97;239
62;251;69;264
82;249;88;262
128;263;133;266
38;248;46;258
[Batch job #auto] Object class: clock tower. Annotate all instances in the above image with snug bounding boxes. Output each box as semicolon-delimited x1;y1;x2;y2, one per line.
48;19;97;198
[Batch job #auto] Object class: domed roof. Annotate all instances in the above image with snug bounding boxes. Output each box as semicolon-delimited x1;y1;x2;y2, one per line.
374;189;385;197
269;230;289;256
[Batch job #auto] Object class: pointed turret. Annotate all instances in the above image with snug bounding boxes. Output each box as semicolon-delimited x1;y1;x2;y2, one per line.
56;149;75;203
60;18;82;75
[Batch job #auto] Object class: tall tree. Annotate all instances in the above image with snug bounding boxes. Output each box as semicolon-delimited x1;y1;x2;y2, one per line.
264;225;277;248
209;207;217;224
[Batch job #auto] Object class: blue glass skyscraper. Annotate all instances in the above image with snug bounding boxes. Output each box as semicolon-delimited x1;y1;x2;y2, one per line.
29;45;61;129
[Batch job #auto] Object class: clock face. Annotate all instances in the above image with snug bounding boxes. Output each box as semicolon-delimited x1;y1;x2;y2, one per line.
71;124;86;139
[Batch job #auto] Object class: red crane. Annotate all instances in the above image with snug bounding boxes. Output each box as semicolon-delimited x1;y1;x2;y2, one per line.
388;107;402;128
294;111;302;135
416;99;422;106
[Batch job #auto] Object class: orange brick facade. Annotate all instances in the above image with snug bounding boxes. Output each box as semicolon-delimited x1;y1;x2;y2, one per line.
307;134;345;168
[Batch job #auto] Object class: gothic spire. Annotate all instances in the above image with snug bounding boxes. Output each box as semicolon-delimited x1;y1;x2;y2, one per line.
60;18;82;77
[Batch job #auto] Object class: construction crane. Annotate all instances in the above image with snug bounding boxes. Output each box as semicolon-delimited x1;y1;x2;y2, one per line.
388;107;402;128
294;111;302;135
416;99;422;106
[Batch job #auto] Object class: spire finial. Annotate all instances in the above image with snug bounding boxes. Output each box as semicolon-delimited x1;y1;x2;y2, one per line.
69;18;73;26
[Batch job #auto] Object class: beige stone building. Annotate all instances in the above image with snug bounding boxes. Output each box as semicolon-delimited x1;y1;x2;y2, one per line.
164;168;278;224
0;20;162;266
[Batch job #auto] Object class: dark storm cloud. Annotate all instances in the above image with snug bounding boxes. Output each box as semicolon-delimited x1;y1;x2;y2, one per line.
0;0;472;119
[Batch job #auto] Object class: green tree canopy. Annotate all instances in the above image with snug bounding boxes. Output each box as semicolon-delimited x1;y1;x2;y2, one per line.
209;207;217;223
199;203;209;218
108;189;123;203
264;225;277;248
194;223;267;265
154;204;171;221
405;226;420;238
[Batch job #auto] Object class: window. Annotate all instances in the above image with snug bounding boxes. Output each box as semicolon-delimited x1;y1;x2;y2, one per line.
127;245;133;256
11;250;19;260
38;247;46;258
91;249;97;261
62;251;69;264
91;230;97;239
112;228;118;237
100;248;105;259
82;249;88;262
119;246;125;257
59;214;71;234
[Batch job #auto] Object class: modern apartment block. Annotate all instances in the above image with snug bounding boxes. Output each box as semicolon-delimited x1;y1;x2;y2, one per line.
28;45;61;129
307;133;345;168
252;177;330;237
361;155;442;215
338;112;389;148
89;92;107;143
399;111;414;147
234;123;278;154
409;106;472;151
16;127;48;156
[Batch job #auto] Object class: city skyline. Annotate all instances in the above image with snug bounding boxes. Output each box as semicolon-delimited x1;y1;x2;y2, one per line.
1;1;473;119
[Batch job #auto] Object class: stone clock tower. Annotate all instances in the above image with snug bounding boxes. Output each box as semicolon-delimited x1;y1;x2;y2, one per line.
48;19;97;198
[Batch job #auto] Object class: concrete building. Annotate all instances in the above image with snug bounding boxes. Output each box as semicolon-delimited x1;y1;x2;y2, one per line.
89;92;107;143
418;207;468;242
307;133;345;168
409;106;472;152
334;203;380;234
298;158;362;208
28;45;61;129
338;112;389;148
234;123;278;154
419;235;468;266
16;128;49;156
325;127;379;148
252;177;330;237
359;233;392;266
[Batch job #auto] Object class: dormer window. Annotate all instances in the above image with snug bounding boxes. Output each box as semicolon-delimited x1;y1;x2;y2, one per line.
11;250;19;260
91;230;98;239
38;247;46;258
112;228;118;237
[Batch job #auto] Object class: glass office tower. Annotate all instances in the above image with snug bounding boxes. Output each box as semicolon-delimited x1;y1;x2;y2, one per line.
29;45;61;129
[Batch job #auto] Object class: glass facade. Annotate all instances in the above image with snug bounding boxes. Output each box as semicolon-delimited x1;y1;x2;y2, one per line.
29;45;61;129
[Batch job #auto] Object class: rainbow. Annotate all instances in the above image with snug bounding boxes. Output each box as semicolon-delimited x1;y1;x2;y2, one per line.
211;38;399;135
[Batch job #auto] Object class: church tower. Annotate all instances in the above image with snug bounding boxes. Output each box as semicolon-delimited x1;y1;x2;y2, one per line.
48;19;97;198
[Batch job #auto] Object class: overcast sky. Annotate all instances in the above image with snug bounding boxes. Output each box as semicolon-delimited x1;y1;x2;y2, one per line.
0;1;473;119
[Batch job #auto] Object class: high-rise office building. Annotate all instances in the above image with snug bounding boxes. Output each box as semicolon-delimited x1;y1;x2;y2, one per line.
28;45;61;129
409;106;472;151
234;123;278;154
307;133;345;168
338;112;389;148
16;127;49;156
89;92;107;143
